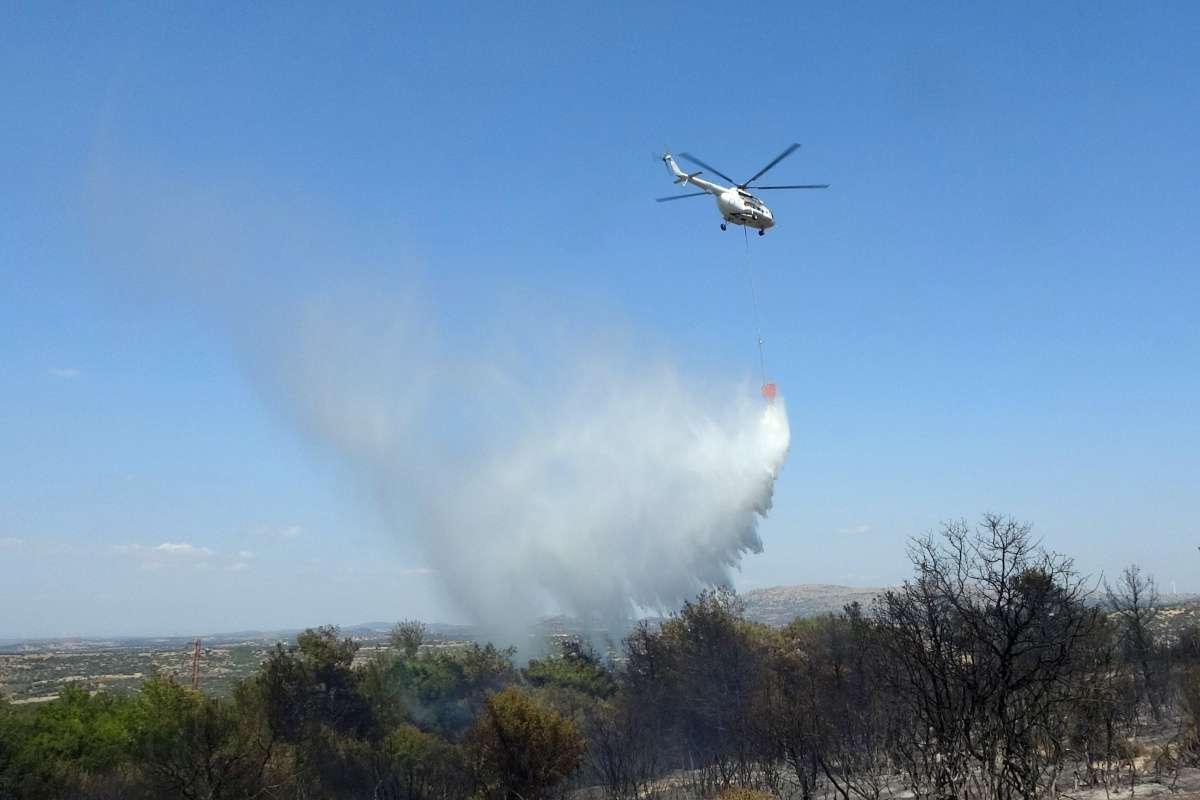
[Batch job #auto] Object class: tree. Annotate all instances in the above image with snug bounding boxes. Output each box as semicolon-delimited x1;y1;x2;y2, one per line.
771;606;899;800
464;686;586;800
306;722;470;800
359;641;517;739
1105;564;1165;720
623;587;776;792
760;617;823;800
129;674;273;800
524;638;616;700
581;693;662;800
1064;614;1139;788
255;625;373;742
874;515;1101;800
0;683;137;799
1180;668;1200;765
391;620;427;659
378;723;470;800
246;625;374;792
0;697;26;799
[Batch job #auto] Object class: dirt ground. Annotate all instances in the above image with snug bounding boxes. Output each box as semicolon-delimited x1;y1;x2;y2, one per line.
1066;767;1200;800
569;765;1200;800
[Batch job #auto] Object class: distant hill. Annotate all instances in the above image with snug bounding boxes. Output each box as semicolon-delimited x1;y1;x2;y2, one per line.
741;584;887;627
1153;592;1200;607
738;585;1200;632
1148;600;1200;641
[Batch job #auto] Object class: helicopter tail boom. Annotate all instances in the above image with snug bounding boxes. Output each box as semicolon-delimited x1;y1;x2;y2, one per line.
663;152;723;195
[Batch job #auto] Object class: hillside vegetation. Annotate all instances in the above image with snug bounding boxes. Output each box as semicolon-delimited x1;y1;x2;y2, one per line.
2;514;1199;800
740;584;886;626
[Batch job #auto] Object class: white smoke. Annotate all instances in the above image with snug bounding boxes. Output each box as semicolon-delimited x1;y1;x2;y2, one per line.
258;287;790;633
86;162;792;637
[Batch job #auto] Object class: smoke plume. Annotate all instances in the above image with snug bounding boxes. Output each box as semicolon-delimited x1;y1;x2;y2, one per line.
258;287;791;634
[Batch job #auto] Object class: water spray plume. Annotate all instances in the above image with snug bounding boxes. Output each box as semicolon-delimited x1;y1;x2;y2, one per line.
262;290;791;637
85;159;791;639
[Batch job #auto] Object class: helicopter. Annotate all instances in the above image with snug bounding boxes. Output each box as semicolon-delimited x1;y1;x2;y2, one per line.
658;143;828;235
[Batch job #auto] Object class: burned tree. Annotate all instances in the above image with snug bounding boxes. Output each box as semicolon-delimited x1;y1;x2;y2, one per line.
771;606;900;800
875;515;1101;800
622;588;777;793
1105;564;1165;720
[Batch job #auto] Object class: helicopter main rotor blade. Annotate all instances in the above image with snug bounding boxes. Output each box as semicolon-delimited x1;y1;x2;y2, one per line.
741;143;801;187
655;192;709;202
677;153;736;185
750;184;829;190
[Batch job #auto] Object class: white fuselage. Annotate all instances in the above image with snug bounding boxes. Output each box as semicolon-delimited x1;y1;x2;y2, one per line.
716;188;774;230
664;154;775;230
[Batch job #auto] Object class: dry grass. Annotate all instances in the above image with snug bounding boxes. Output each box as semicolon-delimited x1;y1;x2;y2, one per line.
715;789;773;800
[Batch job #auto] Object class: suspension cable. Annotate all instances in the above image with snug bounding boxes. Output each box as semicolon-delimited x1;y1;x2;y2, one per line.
742;224;767;387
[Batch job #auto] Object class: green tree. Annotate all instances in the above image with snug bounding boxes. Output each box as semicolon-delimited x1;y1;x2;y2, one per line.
380;724;470;799
314;723;470;800
465;686;586;800
254;625;374;743
524;639;616;700
0;697;21;799
359;642;516;739
0;684;137;799
243;625;375;793
129;674;273;800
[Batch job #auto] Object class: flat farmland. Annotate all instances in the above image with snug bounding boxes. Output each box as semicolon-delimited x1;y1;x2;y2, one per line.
0;635;288;703
0;622;527;703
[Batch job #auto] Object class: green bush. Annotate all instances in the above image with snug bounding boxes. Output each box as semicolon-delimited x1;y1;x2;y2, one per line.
465;686;586;800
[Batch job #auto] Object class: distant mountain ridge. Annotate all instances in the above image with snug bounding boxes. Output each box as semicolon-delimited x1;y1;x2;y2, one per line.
740;584;887;627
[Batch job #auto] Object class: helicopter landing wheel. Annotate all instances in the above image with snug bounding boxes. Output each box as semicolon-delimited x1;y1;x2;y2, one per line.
758;229;765;237
720;223;727;231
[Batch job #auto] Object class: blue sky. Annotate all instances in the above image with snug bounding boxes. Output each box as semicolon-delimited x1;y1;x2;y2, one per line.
2;3;1198;637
